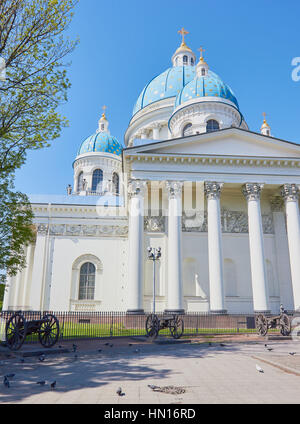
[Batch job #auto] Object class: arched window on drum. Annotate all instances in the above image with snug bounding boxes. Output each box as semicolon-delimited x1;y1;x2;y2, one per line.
206;119;219;133
92;169;103;193
112;172;119;194
79;262;96;300
182;123;193;137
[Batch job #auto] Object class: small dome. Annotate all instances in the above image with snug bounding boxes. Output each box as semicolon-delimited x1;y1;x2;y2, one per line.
175;70;239;109
133;66;196;115
77;132;122;156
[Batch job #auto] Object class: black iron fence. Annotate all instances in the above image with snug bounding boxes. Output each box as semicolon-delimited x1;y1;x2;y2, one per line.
0;310;265;344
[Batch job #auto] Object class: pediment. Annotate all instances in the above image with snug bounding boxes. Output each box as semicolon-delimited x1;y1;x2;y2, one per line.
125;128;300;159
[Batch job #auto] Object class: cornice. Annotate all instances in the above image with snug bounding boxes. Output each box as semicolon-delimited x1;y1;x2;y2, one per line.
125;153;300;169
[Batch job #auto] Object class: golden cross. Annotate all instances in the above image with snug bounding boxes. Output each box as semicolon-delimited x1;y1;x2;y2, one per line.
102;105;107;118
178;27;189;44
198;46;205;59
262;112;267;121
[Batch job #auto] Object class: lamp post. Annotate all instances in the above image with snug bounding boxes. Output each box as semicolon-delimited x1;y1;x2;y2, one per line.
147;247;161;314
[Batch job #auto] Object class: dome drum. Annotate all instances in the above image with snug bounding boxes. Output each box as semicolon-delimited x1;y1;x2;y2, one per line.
169;100;244;138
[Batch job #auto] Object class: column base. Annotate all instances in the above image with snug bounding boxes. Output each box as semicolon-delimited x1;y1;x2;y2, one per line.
254;310;271;314
210;309;227;314
126;309;145;315
164;309;185;315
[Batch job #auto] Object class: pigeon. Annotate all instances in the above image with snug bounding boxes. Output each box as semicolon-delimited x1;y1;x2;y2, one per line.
98;349;102;353
220;343;226;347
72;344;77;352
264;344;268;347
116;387;124;396
104;342;110;346
58;345;62;349
289;352;296;356
267;348;273;352
148;384;159;390
37;381;46;386
256;364;264;373
110;344;113;348
20;358;25;363
128;343;133;347
50;381;56;389
39;354;45;362
5;374;15;379
3;376;9;388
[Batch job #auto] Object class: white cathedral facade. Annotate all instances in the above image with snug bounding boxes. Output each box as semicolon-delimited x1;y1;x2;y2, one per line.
3;31;300;315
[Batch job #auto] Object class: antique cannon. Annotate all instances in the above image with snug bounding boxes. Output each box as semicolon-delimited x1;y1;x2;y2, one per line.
255;308;291;337
5;311;60;350
145;313;184;340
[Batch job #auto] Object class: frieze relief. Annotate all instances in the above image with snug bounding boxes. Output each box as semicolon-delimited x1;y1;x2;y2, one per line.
36;223;128;237
144;216;165;233
182;209;274;234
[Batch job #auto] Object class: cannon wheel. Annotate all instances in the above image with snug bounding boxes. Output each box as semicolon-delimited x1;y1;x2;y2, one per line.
169;315;184;339
6;313;27;350
145;314;159;339
38;314;60;348
256;314;268;336
279;313;291;336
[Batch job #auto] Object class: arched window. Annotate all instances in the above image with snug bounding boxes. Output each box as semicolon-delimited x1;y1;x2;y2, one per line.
191;57;194;65
206;119;219;133
79;262;96;300
183;55;188;65
112;172;119;194
77;172;84;192
92;169;103;192
182;123;193;137
201;68;206;76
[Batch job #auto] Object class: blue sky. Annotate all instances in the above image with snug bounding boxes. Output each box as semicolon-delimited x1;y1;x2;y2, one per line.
14;0;300;195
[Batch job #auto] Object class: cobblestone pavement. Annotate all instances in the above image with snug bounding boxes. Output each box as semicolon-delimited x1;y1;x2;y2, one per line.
1;337;300;404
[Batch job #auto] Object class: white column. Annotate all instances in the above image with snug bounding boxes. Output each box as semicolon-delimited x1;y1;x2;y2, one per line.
281;184;300;311
30;227;47;310
13;271;23;309
205;182;226;313
242;183;269;313
127;180;147;314
19;244;33;309
270;197;293;311
165;181;184;313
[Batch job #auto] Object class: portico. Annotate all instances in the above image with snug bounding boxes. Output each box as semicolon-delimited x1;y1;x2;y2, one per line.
124;127;300;314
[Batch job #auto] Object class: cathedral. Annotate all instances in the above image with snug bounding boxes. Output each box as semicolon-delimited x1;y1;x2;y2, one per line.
3;30;300;315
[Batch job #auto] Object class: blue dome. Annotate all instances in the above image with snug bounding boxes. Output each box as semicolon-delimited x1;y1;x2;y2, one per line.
78;132;122;156
133;66;196;115
175;70;239;109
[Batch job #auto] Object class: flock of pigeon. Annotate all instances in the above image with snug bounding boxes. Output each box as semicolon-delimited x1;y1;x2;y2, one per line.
1;341;142;396
2;340;298;395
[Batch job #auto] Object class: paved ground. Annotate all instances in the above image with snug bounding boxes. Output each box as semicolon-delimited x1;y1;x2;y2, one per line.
1;336;300;404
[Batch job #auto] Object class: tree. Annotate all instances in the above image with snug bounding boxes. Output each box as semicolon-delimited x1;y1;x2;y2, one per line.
0;0;79;176
0;0;78;282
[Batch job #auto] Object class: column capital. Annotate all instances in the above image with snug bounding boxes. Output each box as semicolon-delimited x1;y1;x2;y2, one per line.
281;183;300;202
242;183;264;201
204;182;224;200
128;180;147;198
165;181;183;199
270;196;284;212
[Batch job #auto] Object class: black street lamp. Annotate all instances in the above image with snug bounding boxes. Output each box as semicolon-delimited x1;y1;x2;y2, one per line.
147;247;161;314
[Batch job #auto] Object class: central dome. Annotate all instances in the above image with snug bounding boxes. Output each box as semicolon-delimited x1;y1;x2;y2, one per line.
133;66;196;116
175;70;239;109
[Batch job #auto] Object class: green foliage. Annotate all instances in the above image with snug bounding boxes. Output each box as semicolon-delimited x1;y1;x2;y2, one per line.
0;0;78;281
0;176;35;283
0;0;79;175
0;283;4;309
